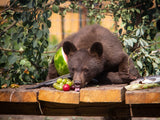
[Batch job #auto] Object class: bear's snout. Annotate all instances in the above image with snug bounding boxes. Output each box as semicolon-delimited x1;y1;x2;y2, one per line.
74;81;81;87
74;81;81;92
72;72;86;91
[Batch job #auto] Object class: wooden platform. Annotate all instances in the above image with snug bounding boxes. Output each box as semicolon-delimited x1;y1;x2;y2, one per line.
0;84;160;119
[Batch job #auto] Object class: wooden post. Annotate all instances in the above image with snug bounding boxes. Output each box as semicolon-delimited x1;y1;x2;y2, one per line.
61;14;64;40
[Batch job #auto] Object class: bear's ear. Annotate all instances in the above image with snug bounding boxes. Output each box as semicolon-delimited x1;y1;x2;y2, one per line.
90;42;103;57
63;41;77;56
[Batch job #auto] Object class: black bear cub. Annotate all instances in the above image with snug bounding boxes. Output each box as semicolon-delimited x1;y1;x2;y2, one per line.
46;24;140;91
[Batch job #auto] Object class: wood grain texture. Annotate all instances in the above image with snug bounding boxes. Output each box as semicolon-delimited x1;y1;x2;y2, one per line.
125;87;160;104
0;86;38;102
38;88;79;104
80;85;126;103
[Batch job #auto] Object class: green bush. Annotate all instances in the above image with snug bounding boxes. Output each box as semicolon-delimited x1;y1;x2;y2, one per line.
0;0;54;87
108;0;160;76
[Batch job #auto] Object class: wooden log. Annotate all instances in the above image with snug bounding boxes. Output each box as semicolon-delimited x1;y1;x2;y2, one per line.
38;88;79;104
80;85;126;103
0;86;38;102
125;87;160;104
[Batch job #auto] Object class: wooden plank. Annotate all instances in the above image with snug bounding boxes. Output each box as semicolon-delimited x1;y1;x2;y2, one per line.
38;88;79;104
80;85;126;103
0;86;38;102
125;87;160;104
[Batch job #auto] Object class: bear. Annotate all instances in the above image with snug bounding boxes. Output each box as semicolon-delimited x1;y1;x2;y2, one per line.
46;24;140;91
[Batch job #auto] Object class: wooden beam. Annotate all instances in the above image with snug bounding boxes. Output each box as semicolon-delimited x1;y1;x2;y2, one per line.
125;87;160;104
38;88;79;104
80;85;126;103
0;86;38;102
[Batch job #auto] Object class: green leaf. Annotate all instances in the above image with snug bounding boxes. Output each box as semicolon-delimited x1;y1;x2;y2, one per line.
42;39;48;48
47;10;52;18
88;11;94;16
46;20;51;28
43;10;52;19
13;12;21;21
124;38;134;47
127;26;133;31
20;59;31;67
18;32;23;39
52;5;59;13
131;38;137;43
12;33;18;40
36;30;43;39
8;55;19;65
135;9;140;14
27;0;34;8
33;22;39;29
20;59;26;65
33;40;38;48
147;58;151;62
119;29;122;35
140;27;144;36
152;62;158;68
154;57;160;64
130;8;135;12
137;60;143;69
0;55;7;64
139;38;149;47
91;4;94;9
54;0;60;5
42;24;49;34
136;29;140;36
128;39;133;47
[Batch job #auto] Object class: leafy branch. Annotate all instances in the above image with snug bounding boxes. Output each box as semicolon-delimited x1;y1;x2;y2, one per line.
0;46;57;54
0;0;17;14
0;21;17;37
0;46;23;54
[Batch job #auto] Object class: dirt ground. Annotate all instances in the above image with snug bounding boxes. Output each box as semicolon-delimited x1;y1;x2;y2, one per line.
0;115;160;120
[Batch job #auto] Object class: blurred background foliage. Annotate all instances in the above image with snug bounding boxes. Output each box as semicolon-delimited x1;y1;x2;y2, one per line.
0;0;159;88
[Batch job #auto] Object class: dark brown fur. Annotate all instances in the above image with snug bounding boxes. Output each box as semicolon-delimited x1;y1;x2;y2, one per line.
46;24;140;88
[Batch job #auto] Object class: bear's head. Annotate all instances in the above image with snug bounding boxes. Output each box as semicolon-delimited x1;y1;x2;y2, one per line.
63;41;104;91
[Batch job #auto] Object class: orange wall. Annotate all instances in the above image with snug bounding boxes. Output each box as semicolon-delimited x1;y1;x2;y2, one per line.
49;12;80;42
49;12;116;42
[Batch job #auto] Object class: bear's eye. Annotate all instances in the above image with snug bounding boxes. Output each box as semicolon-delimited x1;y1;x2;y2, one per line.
71;67;75;72
83;68;89;74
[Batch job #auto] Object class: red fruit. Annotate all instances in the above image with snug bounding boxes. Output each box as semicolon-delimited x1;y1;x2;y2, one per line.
63;84;70;91
71;85;75;90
